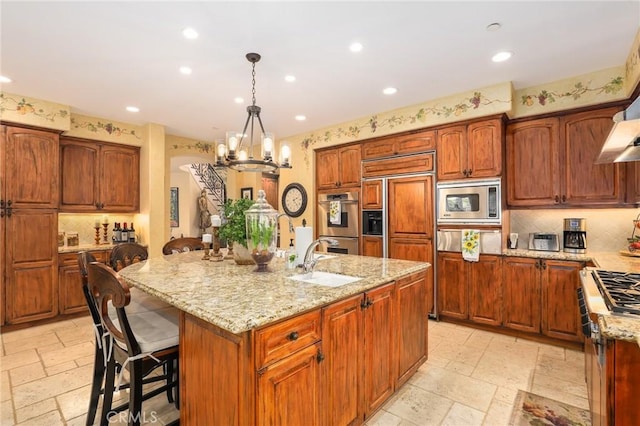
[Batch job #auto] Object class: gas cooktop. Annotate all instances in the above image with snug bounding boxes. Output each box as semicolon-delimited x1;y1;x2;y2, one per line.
592;270;640;315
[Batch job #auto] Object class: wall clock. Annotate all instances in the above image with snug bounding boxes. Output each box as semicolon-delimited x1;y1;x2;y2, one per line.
282;183;308;218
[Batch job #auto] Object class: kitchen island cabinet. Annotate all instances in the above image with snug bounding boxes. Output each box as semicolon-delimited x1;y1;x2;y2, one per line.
119;252;430;425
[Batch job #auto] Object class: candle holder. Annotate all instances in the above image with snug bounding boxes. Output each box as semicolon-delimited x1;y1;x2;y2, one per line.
224;242;234;260
210;226;224;262
202;243;211;260
102;223;109;244
94;226;101;245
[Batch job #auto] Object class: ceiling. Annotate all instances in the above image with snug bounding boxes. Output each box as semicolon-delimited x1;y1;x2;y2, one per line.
1;1;639;144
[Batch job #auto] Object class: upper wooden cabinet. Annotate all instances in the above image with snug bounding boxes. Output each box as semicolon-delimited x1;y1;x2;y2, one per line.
506;107;626;207
316;144;361;190
436;118;503;180
362;180;383;209
361;130;435;160
388;175;433;238
60;138;140;212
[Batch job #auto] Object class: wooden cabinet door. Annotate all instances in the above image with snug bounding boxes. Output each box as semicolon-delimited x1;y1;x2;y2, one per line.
58;250;108;315
338;145;362;188
502;257;541;333
388;175;433;238
437;125;467;180
541;260;583;342
506;118;561;207
626;162;640;205
363;282;395;418
362;236;383;258
396;272;427;388
436;252;468;319
362;180;383;209
362;136;396;160
321;294;362;426
316;150;340;190
5;209;58;324
395;131;436;155
468;255;502;326
4;127;59;208
257;342;321;426
60;139;100;211
562;108;623;206
388;237;433;315
100;144;140;212
467;119;502;178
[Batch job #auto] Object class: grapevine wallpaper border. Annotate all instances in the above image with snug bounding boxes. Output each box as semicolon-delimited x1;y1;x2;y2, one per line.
519;77;624;107
0;93;69;125
70;116;142;140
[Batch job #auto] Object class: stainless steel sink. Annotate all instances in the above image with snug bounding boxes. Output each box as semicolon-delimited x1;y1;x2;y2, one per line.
287;271;361;287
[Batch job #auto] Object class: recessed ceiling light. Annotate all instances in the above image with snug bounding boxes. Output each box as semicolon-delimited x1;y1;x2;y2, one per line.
182;27;198;40
295;115;306;121
179;66;192;75
285;75;296;82
349;42;363;53
234;97;244;104
126;106;140;113
492;51;512;62
0;76;12;83
486;22;502;32
383;87;397;95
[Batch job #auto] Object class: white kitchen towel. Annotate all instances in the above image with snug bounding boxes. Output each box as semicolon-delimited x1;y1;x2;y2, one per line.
461;229;480;262
329;201;342;225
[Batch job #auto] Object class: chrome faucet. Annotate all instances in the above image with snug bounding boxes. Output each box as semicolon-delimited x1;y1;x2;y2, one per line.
302;237;338;274
277;213;295;233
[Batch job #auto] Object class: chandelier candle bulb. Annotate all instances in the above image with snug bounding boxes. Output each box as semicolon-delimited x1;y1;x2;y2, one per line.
280;144;291;166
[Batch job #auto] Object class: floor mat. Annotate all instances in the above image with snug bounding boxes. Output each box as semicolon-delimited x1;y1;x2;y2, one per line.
509;390;591;426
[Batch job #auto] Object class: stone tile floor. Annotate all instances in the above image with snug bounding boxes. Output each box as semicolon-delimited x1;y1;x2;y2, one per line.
1;317;588;425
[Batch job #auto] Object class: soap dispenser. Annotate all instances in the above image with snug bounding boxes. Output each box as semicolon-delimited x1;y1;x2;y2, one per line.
286;239;297;269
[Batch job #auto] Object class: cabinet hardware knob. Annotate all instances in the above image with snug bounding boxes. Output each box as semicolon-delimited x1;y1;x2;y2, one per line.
288;331;299;341
6;206;11;217
561;195;566;203
554;195;560;203
360;300;368;310
6;200;11;206
0;199;5;208
467;169;472;177
316;350;325;363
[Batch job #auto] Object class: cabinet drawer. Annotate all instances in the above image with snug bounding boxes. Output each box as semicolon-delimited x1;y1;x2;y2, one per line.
255;309;321;369
58;250;109;266
362;153;433;178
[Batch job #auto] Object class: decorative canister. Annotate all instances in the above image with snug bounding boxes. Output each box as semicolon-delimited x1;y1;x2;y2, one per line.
244;190;278;272
66;231;79;246
58;231;66;247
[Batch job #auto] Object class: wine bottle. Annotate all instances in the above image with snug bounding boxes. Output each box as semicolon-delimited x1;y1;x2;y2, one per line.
121;222;129;243
129;223;136;242
114;222;122;243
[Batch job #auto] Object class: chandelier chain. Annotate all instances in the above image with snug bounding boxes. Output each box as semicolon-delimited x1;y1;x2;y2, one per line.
251;62;256;106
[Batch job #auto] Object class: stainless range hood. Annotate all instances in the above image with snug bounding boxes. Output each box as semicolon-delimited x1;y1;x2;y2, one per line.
597;96;640;163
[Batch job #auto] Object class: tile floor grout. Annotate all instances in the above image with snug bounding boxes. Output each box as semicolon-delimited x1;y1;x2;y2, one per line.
1;317;588;425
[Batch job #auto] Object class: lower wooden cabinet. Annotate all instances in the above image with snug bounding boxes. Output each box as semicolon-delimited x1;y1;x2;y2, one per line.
396;271;428;387
389;237;434;315
437;252;501;326
257;342;322;426
503;256;583;342
58;249;110;315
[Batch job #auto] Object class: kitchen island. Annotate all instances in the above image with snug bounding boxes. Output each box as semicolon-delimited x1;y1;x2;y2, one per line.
119;251;431;425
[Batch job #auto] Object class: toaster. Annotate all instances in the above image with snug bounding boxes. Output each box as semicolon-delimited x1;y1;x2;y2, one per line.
528;233;560;252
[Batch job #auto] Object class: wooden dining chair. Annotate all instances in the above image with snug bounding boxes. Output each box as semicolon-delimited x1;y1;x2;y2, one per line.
162;237;205;255
109;242;148;271
88;262;179;426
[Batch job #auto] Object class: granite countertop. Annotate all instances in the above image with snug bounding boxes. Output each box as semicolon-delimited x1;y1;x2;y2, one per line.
118;252;430;335
58;243;117;254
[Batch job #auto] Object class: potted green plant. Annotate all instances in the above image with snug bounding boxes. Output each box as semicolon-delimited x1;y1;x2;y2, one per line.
219;197;255;265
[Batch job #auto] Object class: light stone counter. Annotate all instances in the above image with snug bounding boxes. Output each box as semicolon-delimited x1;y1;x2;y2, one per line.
118;251;430;334
58;243;116;253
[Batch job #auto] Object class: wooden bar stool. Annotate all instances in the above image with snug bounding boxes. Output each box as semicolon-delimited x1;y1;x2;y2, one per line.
162;237;205;255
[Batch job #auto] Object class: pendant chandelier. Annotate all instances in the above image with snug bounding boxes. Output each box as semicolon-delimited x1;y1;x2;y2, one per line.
216;53;292;173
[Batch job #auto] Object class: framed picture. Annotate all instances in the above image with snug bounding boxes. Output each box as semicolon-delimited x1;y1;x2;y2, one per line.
169;187;179;227
241;187;253;200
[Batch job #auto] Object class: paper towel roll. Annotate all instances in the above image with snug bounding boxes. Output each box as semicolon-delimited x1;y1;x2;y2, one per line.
295;226;313;265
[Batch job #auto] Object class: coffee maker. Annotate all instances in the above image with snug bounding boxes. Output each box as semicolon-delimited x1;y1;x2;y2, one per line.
563;218;587;253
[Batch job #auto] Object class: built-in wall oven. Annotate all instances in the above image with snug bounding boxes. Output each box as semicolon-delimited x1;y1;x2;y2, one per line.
317;191;359;255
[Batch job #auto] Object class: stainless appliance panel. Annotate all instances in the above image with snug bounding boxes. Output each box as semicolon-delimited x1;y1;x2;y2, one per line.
436;229;502;254
318;236;359;255
528;233;560;252
436;178;501;225
317;192;359;238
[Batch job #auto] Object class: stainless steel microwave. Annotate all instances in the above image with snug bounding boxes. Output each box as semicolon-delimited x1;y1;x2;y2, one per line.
436;178;501;224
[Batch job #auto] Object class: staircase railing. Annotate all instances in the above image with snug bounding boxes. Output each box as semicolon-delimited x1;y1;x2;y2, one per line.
191;163;226;212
